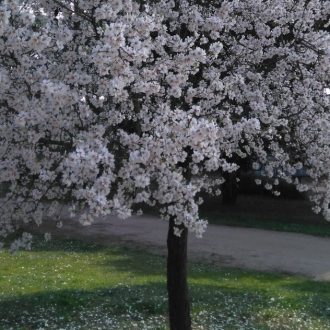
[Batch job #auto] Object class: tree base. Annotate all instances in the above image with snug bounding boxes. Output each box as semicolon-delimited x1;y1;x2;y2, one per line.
167;218;192;330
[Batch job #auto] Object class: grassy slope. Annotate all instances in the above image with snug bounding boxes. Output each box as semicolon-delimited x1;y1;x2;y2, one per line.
205;213;330;237
1;238;330;329
201;194;330;237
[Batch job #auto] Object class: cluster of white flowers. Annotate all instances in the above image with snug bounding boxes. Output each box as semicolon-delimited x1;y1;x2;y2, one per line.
0;0;329;249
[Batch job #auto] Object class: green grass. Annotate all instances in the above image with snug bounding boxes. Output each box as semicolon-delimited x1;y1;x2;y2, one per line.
1;238;330;329
204;213;330;237
201;194;330;237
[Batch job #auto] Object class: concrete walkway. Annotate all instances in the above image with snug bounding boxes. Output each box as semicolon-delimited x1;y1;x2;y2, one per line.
40;214;330;281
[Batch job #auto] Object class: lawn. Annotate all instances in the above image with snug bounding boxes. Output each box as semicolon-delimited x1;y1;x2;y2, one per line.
202;194;330;237
1;238;330;329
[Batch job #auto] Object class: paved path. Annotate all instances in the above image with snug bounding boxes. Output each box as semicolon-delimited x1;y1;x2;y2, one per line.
39;215;330;281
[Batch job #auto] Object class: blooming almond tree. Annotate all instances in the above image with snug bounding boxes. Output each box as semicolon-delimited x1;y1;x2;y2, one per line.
0;0;329;329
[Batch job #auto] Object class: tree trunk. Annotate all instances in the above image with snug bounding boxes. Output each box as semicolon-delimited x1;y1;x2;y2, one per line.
222;172;238;205
167;218;191;330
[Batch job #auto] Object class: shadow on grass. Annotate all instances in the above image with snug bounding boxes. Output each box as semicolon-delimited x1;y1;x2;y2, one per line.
1;279;330;329
101;249;330;323
0;284;168;329
30;235;108;253
29;237;330;297
0;283;168;315
26;237;166;281
2;238;330;329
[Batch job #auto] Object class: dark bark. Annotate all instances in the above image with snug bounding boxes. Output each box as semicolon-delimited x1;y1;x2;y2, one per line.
222;172;238;205
167;218;191;330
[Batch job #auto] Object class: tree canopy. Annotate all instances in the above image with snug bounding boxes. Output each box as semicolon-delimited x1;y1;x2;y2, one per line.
0;0;329;250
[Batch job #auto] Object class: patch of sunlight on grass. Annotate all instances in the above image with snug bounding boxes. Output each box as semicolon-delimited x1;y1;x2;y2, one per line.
1;237;330;329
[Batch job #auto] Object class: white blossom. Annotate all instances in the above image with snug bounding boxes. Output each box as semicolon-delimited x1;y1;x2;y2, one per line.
0;0;329;249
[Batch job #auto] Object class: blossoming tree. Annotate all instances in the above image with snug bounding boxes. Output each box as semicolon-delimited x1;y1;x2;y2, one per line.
0;0;329;328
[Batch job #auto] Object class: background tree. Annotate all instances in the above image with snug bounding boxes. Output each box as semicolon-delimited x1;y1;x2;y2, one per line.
0;1;329;329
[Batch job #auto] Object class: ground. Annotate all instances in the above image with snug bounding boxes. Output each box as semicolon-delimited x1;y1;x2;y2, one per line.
202;194;330;237
1;238;330;329
34;211;330;280
3;199;330;329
